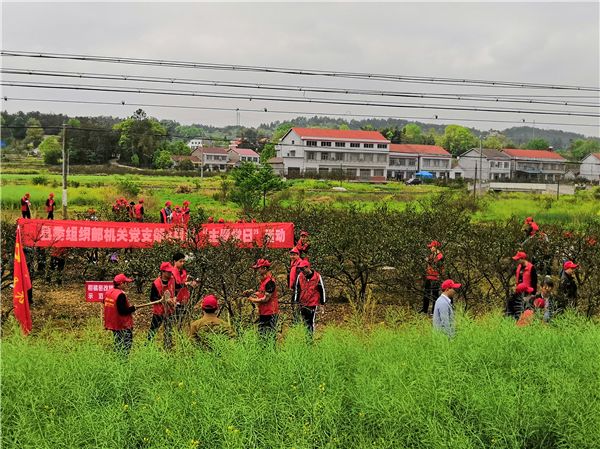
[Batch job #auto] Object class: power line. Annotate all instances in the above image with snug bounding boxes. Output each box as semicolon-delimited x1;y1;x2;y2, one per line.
3;68;598;108
3;80;598;118
3;96;600;129
2;49;599;92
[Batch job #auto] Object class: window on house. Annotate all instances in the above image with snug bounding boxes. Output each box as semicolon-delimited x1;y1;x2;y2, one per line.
321;141;332;147
363;143;374;148
378;154;387;163
307;152;316;160
398;159;406;166
350;142;360;148
335;152;344;161
408;159;416;166
291;140;295;145
374;169;384;177
377;144;388;149
321;152;330;161
289;150;295;157
306;140;317;147
364;154;373;162
335;142;346;147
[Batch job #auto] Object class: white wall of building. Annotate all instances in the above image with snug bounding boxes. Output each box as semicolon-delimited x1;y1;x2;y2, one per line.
580;154;600;181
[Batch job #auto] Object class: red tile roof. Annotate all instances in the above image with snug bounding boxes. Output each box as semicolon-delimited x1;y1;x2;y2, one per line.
230;147;260;158
290;127;389;143
502;149;566;160
590;153;600;161
389;144;450;156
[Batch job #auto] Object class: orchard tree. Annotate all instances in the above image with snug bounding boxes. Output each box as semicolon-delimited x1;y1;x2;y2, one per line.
153;149;173;169
113;109;167;166
230;162;285;211
403;123;423;144
168;140;192;155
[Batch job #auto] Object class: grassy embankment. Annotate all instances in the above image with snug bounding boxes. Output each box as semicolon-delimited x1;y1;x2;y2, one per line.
2;315;599;449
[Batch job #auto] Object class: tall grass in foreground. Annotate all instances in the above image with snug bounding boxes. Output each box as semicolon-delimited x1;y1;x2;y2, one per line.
2;315;599;449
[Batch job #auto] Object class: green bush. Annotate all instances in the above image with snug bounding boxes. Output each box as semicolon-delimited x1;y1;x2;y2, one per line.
116;176;141;197
31;175;48;186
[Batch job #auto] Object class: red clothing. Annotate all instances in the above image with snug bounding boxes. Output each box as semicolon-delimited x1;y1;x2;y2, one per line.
152;277;175;315
289;259;301;289
425;251;444;281
172;267;190;304
104;288;133;330
516;262;535;291
296;270;324;307
45;198;55;212
134;204;144;221
21;196;30;212
182;207;190;225
257;273;279;316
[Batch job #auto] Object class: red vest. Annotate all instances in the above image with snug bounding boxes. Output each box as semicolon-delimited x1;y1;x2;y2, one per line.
46;199;55;212
152;277;175;315
182;207;190;224
172;211;183;225
103;288;133;330
160;208;169;223
297;271;322;307
426;252;444;280
516;262;534;290
289;259;301;289
258;273;279;316
134;204;143;219
172;267;190;304
21;197;30;212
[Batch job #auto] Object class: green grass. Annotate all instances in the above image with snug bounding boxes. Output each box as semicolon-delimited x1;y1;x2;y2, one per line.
2;315;599;449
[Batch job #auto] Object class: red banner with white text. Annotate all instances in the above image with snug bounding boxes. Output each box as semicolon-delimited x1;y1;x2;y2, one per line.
17;219;294;249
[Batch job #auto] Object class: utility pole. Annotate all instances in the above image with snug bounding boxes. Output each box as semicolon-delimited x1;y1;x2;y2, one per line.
61;123;68;219
479;136;484;193
473;162;477;199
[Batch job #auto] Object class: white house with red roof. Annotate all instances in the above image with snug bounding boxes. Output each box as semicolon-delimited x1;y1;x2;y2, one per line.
228;147;260;167
457;148;511;181
388;144;452;180
580;153;600;182
191;147;229;172
277;127;390;180
502;148;567;181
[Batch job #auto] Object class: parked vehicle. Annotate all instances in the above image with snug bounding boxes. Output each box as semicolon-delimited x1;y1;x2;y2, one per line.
405;177;422;185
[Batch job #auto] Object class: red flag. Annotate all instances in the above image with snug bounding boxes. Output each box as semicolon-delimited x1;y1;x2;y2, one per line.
13;226;32;335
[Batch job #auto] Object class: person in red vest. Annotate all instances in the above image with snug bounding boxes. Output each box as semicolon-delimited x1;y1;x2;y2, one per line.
522;216;539;240
147;262;177;349
21;193;32;219
104;273;136;354
420;240;444;315
296;231;310;258
247;259;279;339
288;247;302;290
293;259;326;336
45;193;55;220
512;251;538;294
160;201;173;224
182;200;191;225
133;199;145;222
171;252;198;326
172;206;183;225
217;218;225;224
207;216;214;224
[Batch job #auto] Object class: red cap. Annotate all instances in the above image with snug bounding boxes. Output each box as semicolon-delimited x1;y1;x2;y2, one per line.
165;201;172;207
25;193;30;197
218;218;225;223
49;192;54;197
251;219;257;223
533;298;546;309
289;247;300;255
563;261;578;270
183;200;190;206
114;273;133;284
300;230;309;237
441;279;461;290
252;259;271;269
298;259;311;269
512;251;527;261
208;217;214;223
139;199;144;203
159;262;173;272
525;217;534;223
516;283;534;294
428;240;441;248
201;295;218;310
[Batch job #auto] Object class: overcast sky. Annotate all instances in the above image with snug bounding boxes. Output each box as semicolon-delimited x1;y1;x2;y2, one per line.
2;1;599;137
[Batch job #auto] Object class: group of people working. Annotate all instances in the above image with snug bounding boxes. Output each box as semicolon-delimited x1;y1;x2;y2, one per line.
103;231;325;354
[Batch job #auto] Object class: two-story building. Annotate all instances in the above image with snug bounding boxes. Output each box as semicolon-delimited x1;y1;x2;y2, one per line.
580;153;600;182
388;144;451;179
228;147;260;167
277;127;390;180
502;149;566;181
191;147;229;172
457;148;511;180
187;139;203;150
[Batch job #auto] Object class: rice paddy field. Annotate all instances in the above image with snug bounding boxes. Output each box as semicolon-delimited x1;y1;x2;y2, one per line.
2;315;599;449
